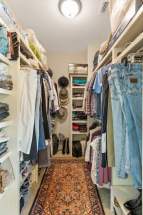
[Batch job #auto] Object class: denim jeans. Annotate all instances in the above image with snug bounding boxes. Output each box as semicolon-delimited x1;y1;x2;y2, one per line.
108;64;142;188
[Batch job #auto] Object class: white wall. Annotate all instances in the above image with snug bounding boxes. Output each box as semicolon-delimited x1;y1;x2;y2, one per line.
47;50;87;138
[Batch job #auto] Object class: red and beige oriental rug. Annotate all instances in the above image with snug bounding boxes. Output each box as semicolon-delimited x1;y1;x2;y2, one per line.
30;159;105;215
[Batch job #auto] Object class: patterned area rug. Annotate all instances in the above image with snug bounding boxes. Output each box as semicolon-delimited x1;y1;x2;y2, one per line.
30;159;105;215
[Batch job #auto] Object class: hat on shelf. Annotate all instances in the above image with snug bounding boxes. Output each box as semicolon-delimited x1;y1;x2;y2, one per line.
60;98;69;106
58;76;69;88
59;88;69;106
57;107;68;121
59;88;68;100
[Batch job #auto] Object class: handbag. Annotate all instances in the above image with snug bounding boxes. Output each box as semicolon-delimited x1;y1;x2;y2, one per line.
72;141;82;157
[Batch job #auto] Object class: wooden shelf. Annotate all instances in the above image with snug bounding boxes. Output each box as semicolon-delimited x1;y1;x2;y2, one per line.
115;32;143;63
72;131;87;135
72;109;84;112
0;121;13;129
72;97;84;100
0;88;12;95
0;152;12;163
72;86;86;89
72;120;87;123
0;53;10;65
112;186;139;215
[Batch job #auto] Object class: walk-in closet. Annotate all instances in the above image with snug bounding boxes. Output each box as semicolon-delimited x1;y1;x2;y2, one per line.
0;0;142;215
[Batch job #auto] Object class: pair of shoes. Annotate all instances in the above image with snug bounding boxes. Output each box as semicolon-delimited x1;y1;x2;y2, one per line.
130;204;142;215
124;190;142;210
62;138;69;154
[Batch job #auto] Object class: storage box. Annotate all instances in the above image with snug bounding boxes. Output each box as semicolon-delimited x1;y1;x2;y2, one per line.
109;0;142;34
69;64;88;74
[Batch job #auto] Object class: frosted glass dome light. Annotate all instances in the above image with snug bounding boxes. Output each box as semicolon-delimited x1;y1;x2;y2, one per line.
59;0;82;19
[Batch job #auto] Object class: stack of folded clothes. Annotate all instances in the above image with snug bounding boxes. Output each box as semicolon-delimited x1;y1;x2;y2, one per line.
20;161;31;182
0;63;13;90
72;111;87;121
0;102;9;121
73;89;84;98
7;32;19;60
72;123;87;132
72;100;83;109
72;78;87;86
0;128;8;139
20;175;31;213
0;141;8;156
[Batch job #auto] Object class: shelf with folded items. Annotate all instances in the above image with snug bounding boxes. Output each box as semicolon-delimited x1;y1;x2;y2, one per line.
0;137;10;144
19;34;47;71
0;88;13;95
0;121;13;129
72;97;84;100
0;151;12;164
19;34;34;59
0;53;10;65
72;86;86;89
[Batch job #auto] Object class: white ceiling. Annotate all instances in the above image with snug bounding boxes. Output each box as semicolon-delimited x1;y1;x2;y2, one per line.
6;0;111;52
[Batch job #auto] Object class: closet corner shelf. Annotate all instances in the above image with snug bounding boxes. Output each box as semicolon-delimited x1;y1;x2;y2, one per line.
0;151;12;164
0;53;10;65
0;88;13;95
112;186;139;215
0;121;13;129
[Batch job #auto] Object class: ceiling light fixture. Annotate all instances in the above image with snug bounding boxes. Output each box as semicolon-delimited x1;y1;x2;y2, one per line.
59;0;82;19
